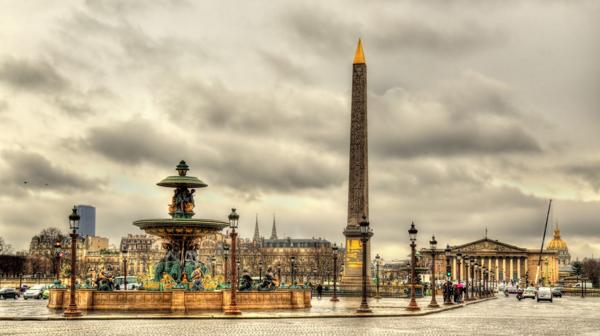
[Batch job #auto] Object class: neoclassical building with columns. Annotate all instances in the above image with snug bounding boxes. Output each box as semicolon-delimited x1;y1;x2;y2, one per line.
420;237;560;286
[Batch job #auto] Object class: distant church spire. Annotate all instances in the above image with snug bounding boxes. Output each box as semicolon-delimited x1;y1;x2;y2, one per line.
253;214;260;241
270;214;278;240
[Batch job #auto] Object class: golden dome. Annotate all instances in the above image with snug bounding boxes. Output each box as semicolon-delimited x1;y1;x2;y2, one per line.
547;224;568;250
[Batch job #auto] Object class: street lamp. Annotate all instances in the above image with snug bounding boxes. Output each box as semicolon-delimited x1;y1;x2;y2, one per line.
356;216;372;313
290;256;296;287
331;243;339;302
54;241;63;285
258;260;263;282
428;234;439;308
444;244;452;305
224;208;241;315
121;245;128;290
473;262;479;299
375;253;381;300
64;206;81;317
406;222;420;311
211;256;217;278
464;256;471;301
223;243;230;285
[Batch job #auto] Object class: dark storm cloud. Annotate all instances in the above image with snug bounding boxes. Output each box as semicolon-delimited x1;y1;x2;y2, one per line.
81;119;190;166
564;162;600;191
0;150;104;195
158;78;348;153
370;73;542;159
199;140;345;194
0;58;69;94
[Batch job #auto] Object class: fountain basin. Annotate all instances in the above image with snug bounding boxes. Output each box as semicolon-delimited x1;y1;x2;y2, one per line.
48;288;312;311
133;218;228;239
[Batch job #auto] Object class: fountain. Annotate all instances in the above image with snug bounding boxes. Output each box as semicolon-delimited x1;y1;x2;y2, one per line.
48;161;311;312
133;160;229;291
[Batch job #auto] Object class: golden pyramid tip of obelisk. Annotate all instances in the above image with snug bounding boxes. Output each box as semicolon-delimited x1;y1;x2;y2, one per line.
353;38;365;64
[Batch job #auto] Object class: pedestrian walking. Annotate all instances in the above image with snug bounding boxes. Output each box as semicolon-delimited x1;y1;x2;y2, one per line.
316;283;323;300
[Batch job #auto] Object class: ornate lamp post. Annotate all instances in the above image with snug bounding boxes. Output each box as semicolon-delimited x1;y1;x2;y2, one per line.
64;206;81;317
258;260;263;282
375;253;381;299
223;243;230;284
54;241;63;284
428;234;439;308
211;256;217;278
464;256;471;301
444;244;452;305
290;256;296;287
331;243;339;302
473;262;479;299
356;216;372;313
406;222;420;311
225;208;241;315
121;245;128;290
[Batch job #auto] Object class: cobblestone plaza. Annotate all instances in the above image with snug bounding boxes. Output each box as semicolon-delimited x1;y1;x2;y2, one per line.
1;296;599;335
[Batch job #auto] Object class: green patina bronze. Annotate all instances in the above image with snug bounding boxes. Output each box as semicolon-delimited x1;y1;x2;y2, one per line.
129;161;227;291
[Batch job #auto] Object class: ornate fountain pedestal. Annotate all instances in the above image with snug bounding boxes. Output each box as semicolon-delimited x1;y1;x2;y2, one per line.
48;288;312;311
49;161;312;313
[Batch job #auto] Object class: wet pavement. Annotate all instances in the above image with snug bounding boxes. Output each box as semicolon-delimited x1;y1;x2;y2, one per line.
1;295;599;335
0;295;460;319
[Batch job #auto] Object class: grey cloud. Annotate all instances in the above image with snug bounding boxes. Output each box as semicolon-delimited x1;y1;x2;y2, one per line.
158;78;348;153
81;119;190;166
564;162;600;191
0;58;69;94
371;74;542;159
371;19;506;55
0;150;104;195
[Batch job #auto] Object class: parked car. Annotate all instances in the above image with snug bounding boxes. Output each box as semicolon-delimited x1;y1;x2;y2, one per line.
537;287;553;302
114;276;141;290
522;287;537;299
0;288;19;299
506;286;518;294
551;287;562;298
23;285;47;300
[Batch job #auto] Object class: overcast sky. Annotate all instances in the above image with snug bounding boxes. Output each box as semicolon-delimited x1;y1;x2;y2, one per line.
0;0;599;260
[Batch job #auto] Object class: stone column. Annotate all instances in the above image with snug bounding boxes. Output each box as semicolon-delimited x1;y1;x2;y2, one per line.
495;258;499;282
509;257;514;282
452;257;457;281
517;257;521;283
502;257;506;282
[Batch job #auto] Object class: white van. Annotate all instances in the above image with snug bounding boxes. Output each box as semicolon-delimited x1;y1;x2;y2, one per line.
537;287;553;302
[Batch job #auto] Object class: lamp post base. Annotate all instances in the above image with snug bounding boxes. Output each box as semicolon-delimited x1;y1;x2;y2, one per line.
356;306;372;313
224;307;242;315
406;298;421;311
427;300;440;308
63;305;81;318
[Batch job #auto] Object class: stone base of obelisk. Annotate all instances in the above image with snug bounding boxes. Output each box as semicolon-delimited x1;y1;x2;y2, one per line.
341;228;372;295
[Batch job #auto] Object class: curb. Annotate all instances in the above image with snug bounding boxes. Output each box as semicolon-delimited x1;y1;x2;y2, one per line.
0;297;497;321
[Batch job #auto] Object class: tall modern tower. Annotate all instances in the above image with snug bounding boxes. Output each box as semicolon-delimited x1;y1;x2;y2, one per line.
341;39;372;291
76;204;96;237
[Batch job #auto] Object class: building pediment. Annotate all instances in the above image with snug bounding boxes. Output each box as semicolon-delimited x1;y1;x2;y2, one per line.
453;238;526;254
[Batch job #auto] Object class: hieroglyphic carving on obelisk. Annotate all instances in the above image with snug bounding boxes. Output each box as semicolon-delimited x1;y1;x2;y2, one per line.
341;39;372;291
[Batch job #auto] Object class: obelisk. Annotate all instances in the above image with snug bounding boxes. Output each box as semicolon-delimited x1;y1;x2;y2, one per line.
341;39;372;292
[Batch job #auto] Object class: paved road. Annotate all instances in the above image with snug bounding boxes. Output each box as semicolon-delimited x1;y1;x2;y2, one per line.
1;296;599;335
